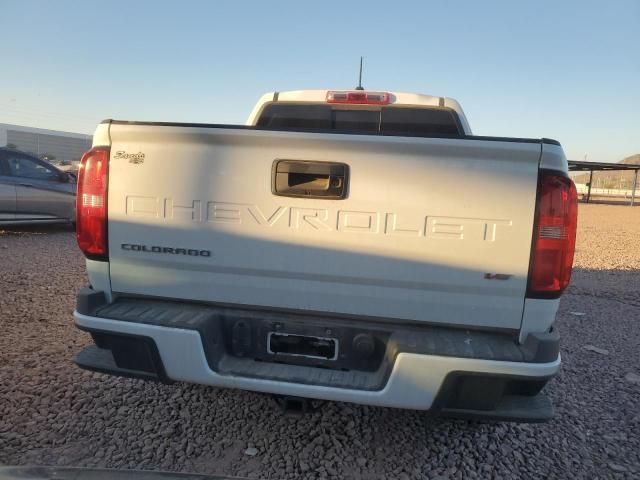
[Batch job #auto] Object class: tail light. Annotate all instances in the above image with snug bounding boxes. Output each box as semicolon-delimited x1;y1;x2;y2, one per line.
76;146;109;260
526;171;578;298
326;91;391;105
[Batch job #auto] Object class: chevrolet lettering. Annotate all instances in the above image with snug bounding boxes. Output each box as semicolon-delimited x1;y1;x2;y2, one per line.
124;197;512;241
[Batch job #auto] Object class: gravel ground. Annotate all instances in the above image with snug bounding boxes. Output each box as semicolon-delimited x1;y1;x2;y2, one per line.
1;204;639;479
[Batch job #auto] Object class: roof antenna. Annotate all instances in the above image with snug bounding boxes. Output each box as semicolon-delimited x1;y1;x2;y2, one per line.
355;57;364;90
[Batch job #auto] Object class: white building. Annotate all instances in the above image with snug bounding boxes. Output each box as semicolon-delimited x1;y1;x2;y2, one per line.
0;123;92;166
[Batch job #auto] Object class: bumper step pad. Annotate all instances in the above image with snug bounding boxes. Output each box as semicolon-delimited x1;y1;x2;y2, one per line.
441;393;553;422
75;345;162;382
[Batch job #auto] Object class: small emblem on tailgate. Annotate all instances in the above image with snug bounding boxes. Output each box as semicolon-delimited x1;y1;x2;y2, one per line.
114;151;145;164
484;273;513;280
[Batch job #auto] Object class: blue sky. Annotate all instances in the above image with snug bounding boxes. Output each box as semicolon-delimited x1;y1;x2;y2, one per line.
1;0;638;162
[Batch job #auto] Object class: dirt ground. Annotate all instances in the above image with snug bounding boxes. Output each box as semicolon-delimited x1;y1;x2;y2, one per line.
1;203;639;479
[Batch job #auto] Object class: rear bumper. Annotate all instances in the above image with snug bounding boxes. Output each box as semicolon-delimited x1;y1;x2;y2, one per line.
73;290;561;421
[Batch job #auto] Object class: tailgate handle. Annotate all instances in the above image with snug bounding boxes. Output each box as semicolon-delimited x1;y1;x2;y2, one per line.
272;160;348;199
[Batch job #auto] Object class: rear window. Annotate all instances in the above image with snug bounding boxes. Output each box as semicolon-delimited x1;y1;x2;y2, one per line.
256;104;462;137
257;104;332;129
333;109;379;132
380;107;460;136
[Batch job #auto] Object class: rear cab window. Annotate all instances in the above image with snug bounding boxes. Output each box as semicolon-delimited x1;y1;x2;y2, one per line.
256;104;462;137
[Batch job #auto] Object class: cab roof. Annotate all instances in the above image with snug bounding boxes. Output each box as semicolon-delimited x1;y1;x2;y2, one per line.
247;89;471;134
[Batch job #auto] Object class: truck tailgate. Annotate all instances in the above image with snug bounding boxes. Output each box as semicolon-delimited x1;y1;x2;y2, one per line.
106;123;541;330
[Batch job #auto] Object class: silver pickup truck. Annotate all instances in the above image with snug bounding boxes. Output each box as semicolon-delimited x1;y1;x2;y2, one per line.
73;90;577;421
